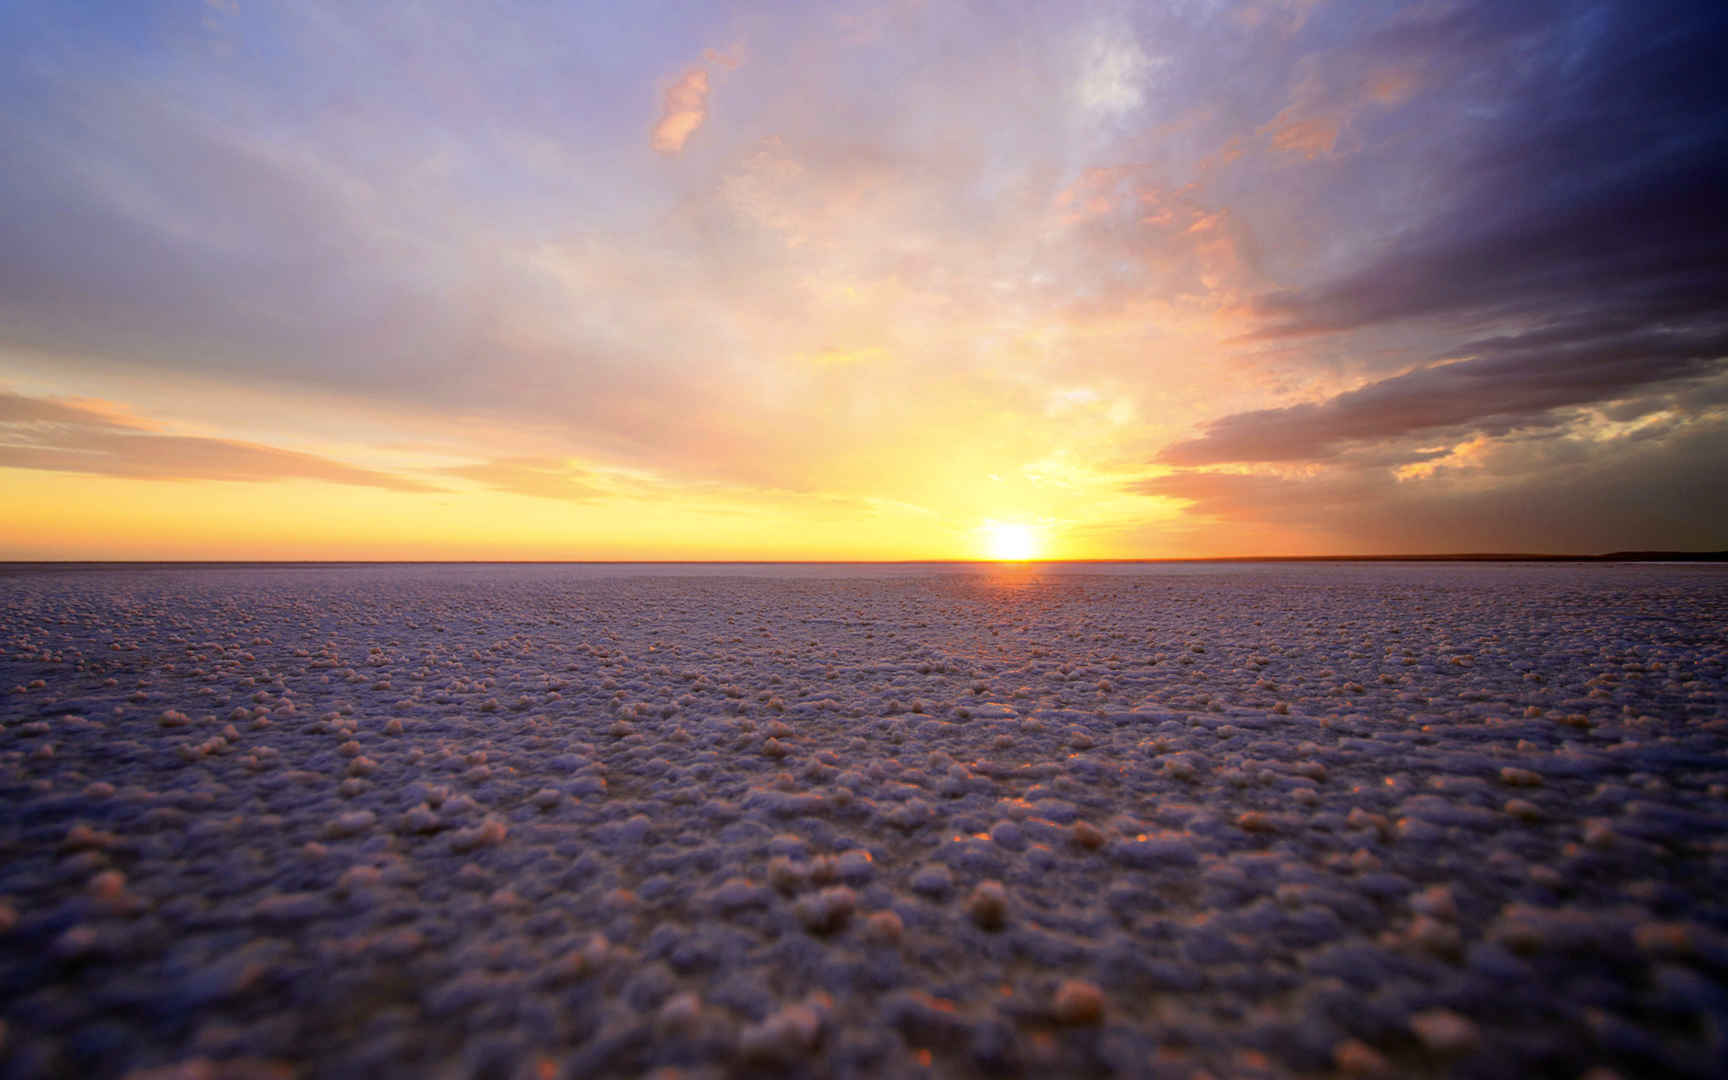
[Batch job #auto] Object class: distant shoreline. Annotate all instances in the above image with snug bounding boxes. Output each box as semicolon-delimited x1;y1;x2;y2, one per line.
1;551;1724;573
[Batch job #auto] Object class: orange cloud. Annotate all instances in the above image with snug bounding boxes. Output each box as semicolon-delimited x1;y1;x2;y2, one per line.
1260;104;1342;158
1052;166;1151;226
652;67;712;154
1366;69;1420;106
1260;62;1422;160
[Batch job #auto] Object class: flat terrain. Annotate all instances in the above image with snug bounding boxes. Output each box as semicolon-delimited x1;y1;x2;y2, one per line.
1;563;1725;1079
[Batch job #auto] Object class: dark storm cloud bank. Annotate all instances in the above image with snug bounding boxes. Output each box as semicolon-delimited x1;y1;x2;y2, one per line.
0;390;431;492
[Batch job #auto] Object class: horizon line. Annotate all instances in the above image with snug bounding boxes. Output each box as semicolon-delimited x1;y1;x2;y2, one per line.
3;549;1725;568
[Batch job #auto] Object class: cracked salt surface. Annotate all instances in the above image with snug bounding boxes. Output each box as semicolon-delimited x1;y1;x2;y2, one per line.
0;561;1724;1079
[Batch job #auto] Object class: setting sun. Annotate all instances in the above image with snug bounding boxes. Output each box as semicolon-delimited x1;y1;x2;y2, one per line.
981;521;1042;561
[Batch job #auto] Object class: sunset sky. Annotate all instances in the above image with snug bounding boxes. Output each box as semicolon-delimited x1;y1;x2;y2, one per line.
2;0;1724;560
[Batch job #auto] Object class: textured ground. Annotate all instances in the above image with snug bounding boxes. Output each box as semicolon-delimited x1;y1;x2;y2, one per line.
0;562;1725;1079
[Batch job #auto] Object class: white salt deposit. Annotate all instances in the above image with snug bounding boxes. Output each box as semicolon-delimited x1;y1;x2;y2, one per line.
0;560;1723;1077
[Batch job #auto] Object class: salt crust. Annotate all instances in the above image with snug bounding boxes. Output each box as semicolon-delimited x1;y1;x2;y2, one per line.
0;562;1723;1077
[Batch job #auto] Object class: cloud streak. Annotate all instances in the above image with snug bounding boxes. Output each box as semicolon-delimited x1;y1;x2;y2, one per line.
1133;415;1728;554
438;457;613;501
1161;325;1728;466
0;390;431;492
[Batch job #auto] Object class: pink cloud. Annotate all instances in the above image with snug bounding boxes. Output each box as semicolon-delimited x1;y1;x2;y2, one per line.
652;67;713;154
1259;103;1342;158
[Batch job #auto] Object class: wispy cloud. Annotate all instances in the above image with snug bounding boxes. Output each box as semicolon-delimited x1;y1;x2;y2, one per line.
0;390;431;492
438;457;614;501
1160;327;1728;467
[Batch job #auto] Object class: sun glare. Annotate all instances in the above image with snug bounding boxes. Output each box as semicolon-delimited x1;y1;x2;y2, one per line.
981;521;1041;561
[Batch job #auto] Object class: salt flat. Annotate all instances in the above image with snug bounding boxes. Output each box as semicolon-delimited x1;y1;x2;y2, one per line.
1;562;1725;1079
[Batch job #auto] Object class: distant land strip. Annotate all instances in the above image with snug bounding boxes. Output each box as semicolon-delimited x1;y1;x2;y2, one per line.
1;552;1725;575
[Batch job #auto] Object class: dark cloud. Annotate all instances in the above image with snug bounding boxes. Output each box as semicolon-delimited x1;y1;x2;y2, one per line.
1161;325;1728;465
1246;1;1728;340
1158;1;1728;473
0;390;432;492
1134;416;1728;554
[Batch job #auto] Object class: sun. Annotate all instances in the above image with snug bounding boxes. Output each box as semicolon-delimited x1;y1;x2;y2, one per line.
981;521;1042;561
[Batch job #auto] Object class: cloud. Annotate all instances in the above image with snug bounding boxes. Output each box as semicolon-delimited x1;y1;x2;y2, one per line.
0;389;432;491
1132;415;1728;554
1161;324;1728;466
0;390;156;429
1046;168;1260;312
1259;105;1341;159
0;3;1269;499
438;457;612;501
652;67;712;154
1076;26;1151;116
1230;0;1321;35
1150;0;1728;516
1244;2;1728;339
1254;42;1423;161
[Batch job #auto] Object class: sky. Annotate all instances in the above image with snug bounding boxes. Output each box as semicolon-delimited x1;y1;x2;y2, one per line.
2;0;1725;560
